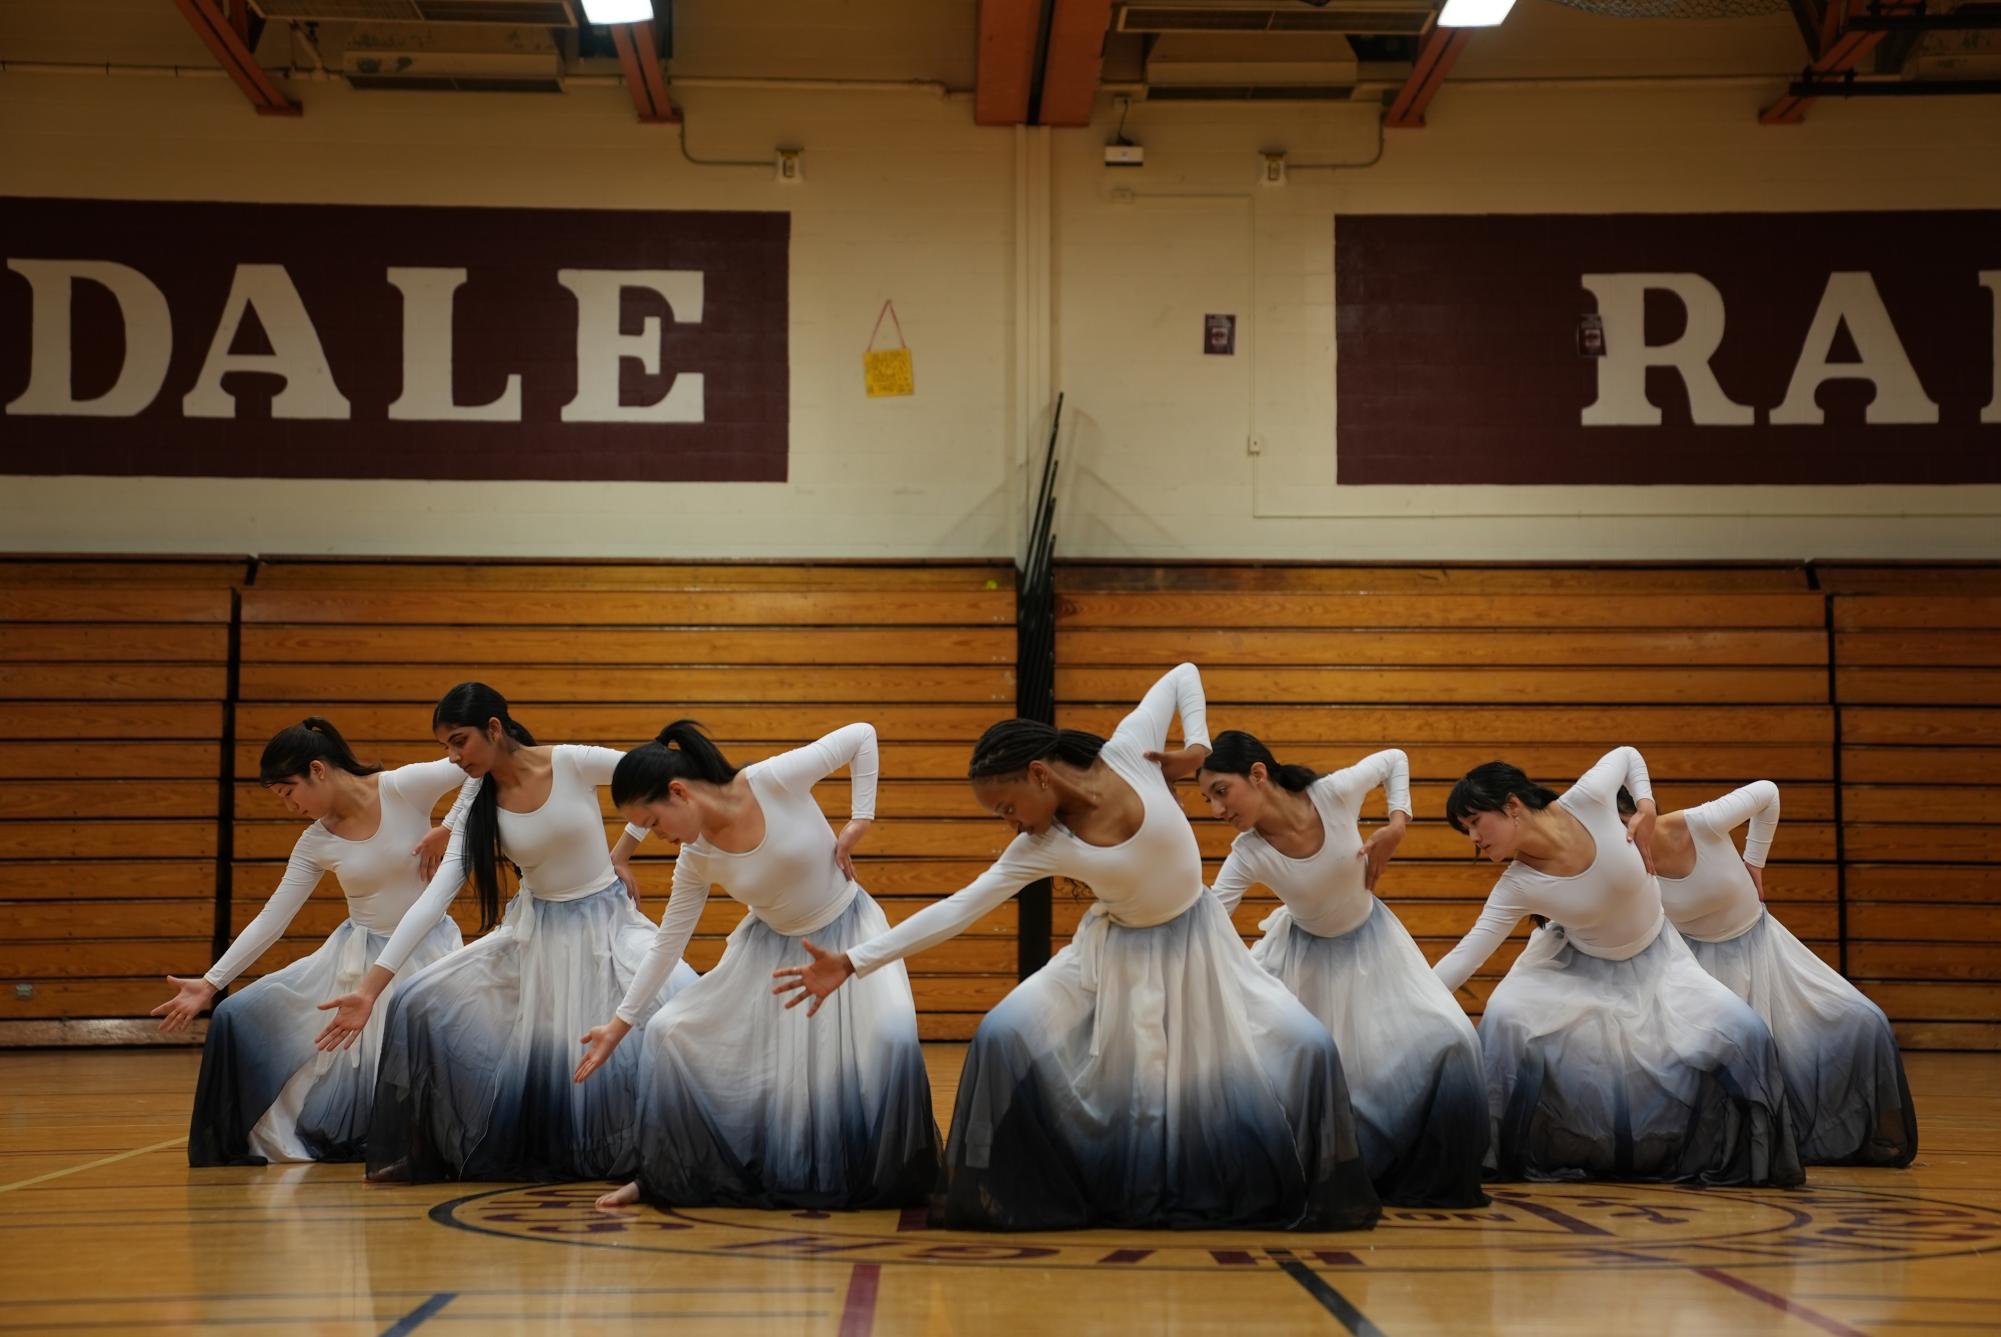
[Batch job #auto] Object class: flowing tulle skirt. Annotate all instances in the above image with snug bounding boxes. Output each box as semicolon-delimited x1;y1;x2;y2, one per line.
1688;909;1916;1166
940;891;1380;1231
1253;898;1489;1206
188;916;461;1166
631;887;940;1208
1479;920;1803;1186
366;883;697;1183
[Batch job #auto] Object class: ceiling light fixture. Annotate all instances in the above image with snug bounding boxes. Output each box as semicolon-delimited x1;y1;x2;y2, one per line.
580;0;654;23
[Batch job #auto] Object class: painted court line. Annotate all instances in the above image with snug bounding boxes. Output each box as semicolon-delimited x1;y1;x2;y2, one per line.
1695;1268;1872;1337
0;1136;186;1196
378;1292;456;1337
1277;1261;1387;1337
838;1263;882;1337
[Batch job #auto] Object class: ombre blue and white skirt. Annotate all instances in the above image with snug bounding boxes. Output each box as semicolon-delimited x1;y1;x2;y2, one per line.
1253;898;1489;1207
188;916;462;1166
1480;919;1803;1186
940;890;1380;1232
1687;909;1915;1166
632;885;939;1209
365;882;697;1183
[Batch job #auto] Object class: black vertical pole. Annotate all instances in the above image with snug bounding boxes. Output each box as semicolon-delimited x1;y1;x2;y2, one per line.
1015;395;1062;979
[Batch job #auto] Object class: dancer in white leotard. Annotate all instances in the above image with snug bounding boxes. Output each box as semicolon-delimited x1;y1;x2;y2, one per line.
1626;781;1915;1166
1204;733;1488;1206
315;682;697;1183
163;718;467;1165
775;664;1379;1231
1437;748;1802;1185
579;720;938;1210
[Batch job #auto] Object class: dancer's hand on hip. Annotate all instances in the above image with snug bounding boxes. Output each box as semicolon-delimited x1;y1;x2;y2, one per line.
1745;861;1766;900
413;825;451;882
833;818;872;881
612;857;641;905
1357;812;1409;892
771;939;854;1017
574;1018;632;1084
151;975;217;1033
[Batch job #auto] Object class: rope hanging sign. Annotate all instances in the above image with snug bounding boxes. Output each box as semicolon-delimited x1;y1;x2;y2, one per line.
863;299;914;398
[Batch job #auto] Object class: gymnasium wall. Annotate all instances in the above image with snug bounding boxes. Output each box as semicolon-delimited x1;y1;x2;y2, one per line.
3;1;2001;560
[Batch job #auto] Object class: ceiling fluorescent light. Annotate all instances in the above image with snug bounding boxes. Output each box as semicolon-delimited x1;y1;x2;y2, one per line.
581;0;653;22
1438;0;1516;26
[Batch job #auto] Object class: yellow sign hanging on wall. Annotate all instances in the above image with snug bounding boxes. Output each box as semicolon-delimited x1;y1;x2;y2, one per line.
864;300;914;398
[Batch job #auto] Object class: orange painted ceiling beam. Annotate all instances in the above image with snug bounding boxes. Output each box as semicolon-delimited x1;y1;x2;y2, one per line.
1036;0;1114;127
612;18;677;123
976;0;1041;126
1761;0;1917;123
171;0;299;117
1385;25;1470;130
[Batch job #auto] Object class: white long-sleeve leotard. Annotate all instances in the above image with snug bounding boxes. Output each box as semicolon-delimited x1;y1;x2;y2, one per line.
1432;746;1660;995
615;724;880;1024
374;744;644;975
1210;749;1414;938
1656;781;1780;943
204;759;474;989
845;663;1212;978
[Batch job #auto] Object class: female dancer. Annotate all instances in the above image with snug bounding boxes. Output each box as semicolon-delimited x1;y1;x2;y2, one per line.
1203;735;1488;1206
158;719;467;1165
578;720;938;1209
774;664;1379;1232
1622;781;1916;1165
315;682;698;1182
1436;747;1802;1185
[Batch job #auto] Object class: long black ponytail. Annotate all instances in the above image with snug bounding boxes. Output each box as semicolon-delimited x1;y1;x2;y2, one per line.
258;717;382;785
433;682;535;932
611;720;740;808
966;719;1105;779
1198;729;1317;793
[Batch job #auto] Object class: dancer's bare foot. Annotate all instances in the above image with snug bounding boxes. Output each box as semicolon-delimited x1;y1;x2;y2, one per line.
595;1181;641;1210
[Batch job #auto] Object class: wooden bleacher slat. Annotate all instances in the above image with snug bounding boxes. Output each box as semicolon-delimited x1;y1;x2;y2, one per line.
1063;628;1827;667
1848;864;2001;902
1835;631;2001;667
1842;747;2001;784
1058;705;1832;746
1059;592;1826;630
1053;564;1812;593
1843;786;1987;824
231;703;997;743
0;626;230;661
0;742;219;780
0;781;218;820
0;703;222;739
238;665;1015;705
241;589;1014;626
1836;669;2001;706
253;559;1010;590
0;665;229;700
0;590;231;622
0;860;215;899
240;625;1014;666
1061;665;1826;705
1830;596;2001;629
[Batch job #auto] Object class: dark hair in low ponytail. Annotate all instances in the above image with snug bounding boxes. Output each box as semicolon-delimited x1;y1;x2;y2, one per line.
967;719;1105;779
1198;730;1317;793
259;717;382;785
1445;761;1560;835
432;682;535;932
611;720;740;807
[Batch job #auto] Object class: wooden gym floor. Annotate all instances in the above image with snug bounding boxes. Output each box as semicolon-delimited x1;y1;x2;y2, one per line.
1;1046;1996;1336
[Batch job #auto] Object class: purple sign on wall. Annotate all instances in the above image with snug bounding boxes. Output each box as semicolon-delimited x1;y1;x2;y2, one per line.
0;196;789;482
1334;211;2001;485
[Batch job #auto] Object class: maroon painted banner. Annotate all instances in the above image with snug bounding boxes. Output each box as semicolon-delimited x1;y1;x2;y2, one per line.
0;196;788;482
1334;211;2001;485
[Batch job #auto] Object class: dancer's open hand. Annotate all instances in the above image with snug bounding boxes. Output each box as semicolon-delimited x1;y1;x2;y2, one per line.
1624;803;1658;876
574;1019;631;1084
413;825;452;882
151;975;217;1033
833;819;872;881
1145;744;1211;783
315;992;373;1052
1357;813;1409;892
771;939;854;1017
